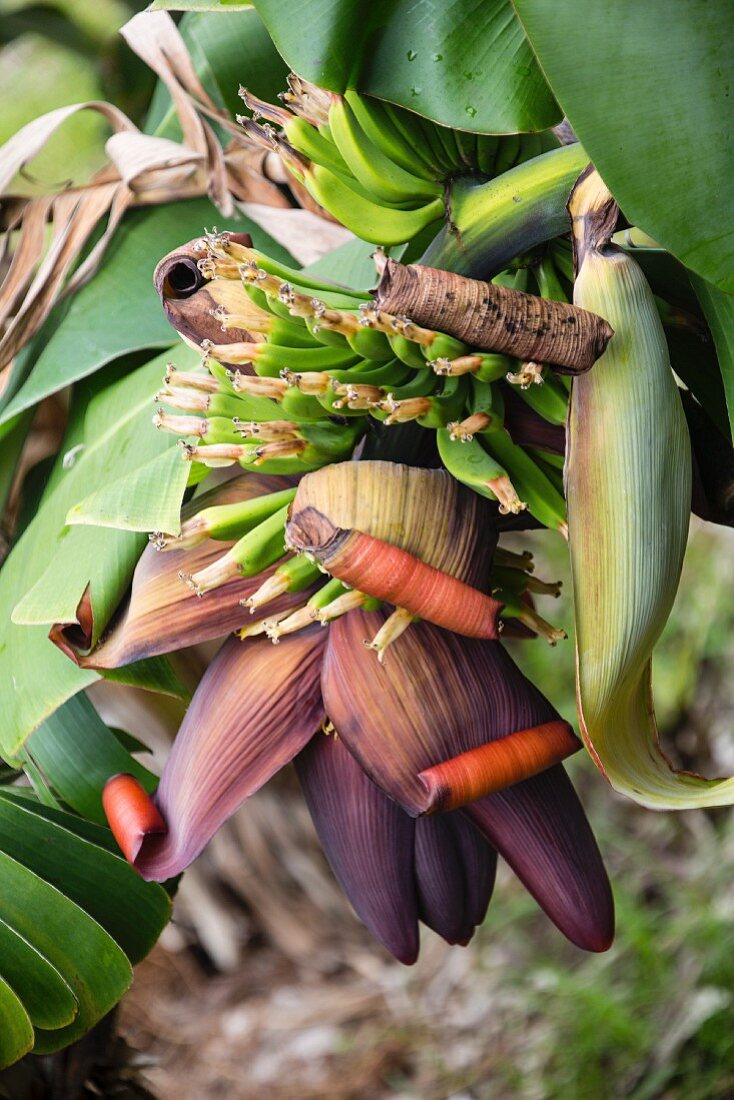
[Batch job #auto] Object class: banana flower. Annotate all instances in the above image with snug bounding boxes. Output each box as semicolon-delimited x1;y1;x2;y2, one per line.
79;462;613;960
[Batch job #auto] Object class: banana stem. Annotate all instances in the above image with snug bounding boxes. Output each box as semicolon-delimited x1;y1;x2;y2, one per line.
421;144;590;279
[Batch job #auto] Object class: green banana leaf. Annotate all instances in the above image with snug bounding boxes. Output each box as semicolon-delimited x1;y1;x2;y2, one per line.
251;0;561;134
0;346;196;760
0;978;33;1068
690;275;734;441
512;0;734;294
0;199;292;428
185;8;289;119
23;693;157;826
303;239;407;292
0;791;170;1065
67;445;194;535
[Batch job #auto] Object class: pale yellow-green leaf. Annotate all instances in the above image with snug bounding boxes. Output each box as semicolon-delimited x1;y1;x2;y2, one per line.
66;445;192;535
0;344;197;759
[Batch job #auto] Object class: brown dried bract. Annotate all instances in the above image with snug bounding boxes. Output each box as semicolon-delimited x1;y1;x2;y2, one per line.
375;257;613;374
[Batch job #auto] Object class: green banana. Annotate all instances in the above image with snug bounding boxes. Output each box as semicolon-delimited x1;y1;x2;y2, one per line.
238;247;370;306
370;369;436;422
469;377;505;428
388;332;430;369
167;487;298;551
511;369;569;426
482;428;567;531
423;332;469;360
493;132;522;177
285;115;350;176
249;342;362;378
516;131;544;165
304;162;445;245
452;127;479;169
328;96;442;205
340;321;395;361
343;91;438;182
382;102;445;176
476;133;500;177
184;503;291;594
416;376;469;428
437;429;526;514
535;253;569;303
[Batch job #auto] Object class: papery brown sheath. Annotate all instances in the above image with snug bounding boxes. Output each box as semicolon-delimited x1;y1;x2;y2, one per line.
375;256;613;373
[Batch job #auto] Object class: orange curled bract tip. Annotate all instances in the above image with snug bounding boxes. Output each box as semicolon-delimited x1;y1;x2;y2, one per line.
102;774;166;866
322;528;503;640
418;720;581;812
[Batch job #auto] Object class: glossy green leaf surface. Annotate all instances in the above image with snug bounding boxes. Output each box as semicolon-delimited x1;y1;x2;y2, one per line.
0;977;34;1068
252;0;561;133
690;274;734;441
23;694;157;826
0;920;77;1031
186;8;289;119
100;655;190;700
304;238;406;293
0;346;194;759
0;792;171;965
513;0;734;292
11;346;198;635
67;445;192;535
0;848;130;1054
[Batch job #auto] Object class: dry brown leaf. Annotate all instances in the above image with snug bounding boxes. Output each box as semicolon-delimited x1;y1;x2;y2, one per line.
0;10;332;379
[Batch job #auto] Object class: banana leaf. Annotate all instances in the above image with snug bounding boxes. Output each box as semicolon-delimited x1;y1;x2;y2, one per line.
0;791;170;1065
251;0;561;134
0;346;196;759
513;0;734;293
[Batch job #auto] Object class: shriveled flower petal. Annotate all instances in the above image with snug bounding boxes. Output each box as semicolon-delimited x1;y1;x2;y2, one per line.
414;813;496;946
295;730;419;964
154;236;262;350
132;626;327;880
323;609;613;950
71;473;299;667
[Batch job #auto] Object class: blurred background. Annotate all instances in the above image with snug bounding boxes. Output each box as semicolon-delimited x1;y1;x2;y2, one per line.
1;4;733;1097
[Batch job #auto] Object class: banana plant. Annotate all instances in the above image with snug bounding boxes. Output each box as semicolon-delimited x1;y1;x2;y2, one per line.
0;0;732;1070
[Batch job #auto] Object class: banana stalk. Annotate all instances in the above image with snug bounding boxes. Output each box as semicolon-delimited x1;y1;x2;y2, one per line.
566;169;734;808
422;144;590;277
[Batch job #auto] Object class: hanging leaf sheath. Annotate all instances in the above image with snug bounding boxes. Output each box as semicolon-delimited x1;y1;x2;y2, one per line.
375;256;613;373
565;168;734;809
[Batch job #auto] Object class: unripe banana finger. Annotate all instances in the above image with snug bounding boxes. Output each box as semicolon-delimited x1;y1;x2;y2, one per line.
482;429;567;532
344;90;438;183
328;96;443;205
301;163;444;244
437;429;526;515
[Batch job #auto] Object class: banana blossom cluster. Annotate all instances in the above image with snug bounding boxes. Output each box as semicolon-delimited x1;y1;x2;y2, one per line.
84;462;613;961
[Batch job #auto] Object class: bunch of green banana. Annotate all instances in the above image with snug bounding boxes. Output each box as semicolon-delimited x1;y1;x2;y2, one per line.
237;76;556;244
161;231;576;530
154;359;365;475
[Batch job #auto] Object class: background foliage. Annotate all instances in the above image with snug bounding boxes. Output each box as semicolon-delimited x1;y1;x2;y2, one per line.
0;0;732;1094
